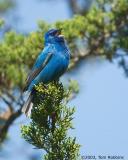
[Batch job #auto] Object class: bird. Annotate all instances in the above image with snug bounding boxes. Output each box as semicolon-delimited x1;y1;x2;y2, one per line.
22;28;70;116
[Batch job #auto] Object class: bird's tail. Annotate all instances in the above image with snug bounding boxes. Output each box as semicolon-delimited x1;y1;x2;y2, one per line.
22;92;33;117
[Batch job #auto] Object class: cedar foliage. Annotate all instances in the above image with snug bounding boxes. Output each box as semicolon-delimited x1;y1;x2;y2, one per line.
21;81;80;160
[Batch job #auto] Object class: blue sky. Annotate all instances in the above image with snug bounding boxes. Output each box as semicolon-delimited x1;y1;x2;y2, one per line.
12;0;69;32
67;58;128;158
1;0;128;159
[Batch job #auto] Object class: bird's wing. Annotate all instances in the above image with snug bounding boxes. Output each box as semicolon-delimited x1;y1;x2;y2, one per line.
23;51;53;91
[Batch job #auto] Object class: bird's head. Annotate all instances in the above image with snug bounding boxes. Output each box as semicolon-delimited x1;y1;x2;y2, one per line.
44;28;65;44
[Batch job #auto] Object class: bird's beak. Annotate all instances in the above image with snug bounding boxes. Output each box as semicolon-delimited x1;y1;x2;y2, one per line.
57;29;62;35
55;29;64;38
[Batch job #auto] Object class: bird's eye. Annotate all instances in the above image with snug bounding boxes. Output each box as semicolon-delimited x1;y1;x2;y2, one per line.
51;32;54;35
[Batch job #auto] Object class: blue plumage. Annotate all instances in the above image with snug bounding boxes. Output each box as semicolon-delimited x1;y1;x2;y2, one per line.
22;29;70;115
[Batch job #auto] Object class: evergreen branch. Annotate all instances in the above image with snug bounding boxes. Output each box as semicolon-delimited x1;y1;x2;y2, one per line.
21;81;80;160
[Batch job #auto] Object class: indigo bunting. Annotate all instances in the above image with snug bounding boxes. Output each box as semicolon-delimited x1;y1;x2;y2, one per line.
22;29;70;116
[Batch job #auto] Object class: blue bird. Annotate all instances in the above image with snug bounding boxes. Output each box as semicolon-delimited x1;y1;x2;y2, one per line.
22;29;70;116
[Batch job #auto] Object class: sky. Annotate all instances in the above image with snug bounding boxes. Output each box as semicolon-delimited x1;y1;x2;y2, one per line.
11;0;70;32
66;58;128;158
0;0;128;160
